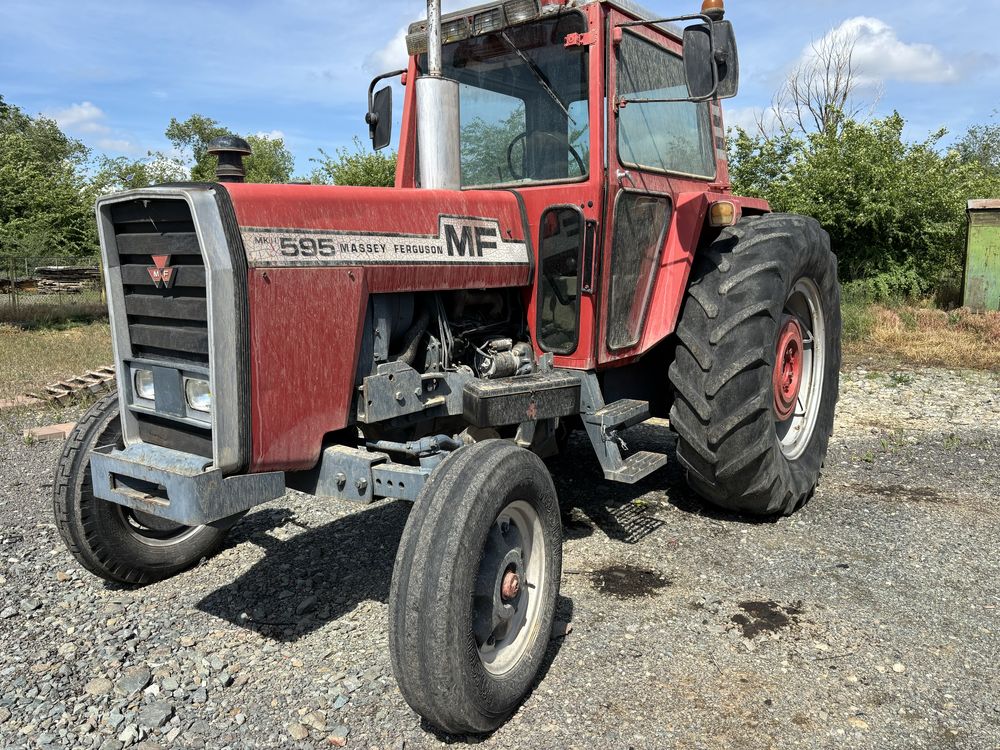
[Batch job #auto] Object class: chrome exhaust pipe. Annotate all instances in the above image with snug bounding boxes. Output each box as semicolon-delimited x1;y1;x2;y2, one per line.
426;0;443;75
416;0;461;190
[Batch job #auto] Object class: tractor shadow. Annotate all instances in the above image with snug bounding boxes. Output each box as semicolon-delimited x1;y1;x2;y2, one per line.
197;420;768;642
549;421;780;544
197;500;408;641
197;503;577;661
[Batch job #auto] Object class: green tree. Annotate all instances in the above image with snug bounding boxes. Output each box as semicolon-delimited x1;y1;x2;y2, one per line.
244;134;295;184
92;153;187;194
165;114;229;181
956;115;1000;172
310;137;397;187
0;96;97;257
166;114;295;183
729;113;1000;297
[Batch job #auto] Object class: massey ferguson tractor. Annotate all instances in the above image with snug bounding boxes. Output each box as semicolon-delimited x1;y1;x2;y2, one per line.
54;0;841;734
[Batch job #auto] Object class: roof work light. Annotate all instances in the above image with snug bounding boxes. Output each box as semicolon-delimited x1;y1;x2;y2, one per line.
406;0;543;55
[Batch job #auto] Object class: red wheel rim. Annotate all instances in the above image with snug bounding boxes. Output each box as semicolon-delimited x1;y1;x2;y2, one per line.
773;318;804;422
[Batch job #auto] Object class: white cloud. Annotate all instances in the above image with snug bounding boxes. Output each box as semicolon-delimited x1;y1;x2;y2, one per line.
254;129;286;140
807;17;958;87
49;101;146;156
96;138;140;154
723;106;769;134
51;101;110;134
366;27;409;74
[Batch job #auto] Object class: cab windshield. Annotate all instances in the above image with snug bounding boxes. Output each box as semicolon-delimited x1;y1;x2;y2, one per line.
427;13;591;189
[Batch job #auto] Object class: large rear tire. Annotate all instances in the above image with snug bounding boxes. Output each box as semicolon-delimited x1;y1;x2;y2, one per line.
53;393;232;585
389;441;562;734
668;214;841;516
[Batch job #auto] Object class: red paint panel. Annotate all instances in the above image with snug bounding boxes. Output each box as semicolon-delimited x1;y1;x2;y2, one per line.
248;267;369;473
226;183;527;238
635;191;707;356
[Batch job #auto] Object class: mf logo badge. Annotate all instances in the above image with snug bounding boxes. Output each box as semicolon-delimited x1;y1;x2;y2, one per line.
240;215;530;267
147;255;176;288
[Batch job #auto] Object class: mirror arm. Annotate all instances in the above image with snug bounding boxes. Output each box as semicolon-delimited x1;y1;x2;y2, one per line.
365;69;407;130
614;12;713;31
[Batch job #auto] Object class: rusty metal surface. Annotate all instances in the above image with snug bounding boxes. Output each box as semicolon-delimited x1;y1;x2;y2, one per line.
967;199;1000;211
89;443;285;526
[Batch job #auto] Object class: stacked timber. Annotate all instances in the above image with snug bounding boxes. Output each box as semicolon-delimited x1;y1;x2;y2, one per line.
34;266;101;295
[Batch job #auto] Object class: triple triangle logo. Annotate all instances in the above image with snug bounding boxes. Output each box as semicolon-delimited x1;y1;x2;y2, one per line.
147;255;177;289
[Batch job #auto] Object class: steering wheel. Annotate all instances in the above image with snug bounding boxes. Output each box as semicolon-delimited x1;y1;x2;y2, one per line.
506;131;586;181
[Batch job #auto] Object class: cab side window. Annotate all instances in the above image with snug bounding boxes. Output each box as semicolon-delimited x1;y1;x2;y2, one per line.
616;31;716;179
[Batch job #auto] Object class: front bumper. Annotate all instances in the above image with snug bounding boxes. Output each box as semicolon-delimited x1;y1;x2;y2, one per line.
90;444;285;526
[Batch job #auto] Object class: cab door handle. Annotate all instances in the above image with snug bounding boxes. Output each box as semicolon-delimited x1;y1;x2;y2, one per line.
582;220;598;294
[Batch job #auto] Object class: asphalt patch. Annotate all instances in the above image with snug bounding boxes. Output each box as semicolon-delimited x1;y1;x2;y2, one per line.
588;564;670;599
731;600;804;638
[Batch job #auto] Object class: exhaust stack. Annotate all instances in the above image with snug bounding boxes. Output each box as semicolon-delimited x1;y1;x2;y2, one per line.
416;0;461;190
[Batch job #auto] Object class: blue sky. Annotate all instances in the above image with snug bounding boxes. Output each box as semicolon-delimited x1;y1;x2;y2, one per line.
2;0;997;176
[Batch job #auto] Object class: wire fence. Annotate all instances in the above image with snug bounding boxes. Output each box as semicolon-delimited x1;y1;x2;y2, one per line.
0;256;106;325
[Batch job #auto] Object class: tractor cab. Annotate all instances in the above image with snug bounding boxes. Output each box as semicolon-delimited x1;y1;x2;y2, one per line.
371;0;745;370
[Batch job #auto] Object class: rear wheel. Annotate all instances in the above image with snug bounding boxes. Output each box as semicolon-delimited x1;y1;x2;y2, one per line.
389;440;562;734
668;214;841;515
53;393;233;585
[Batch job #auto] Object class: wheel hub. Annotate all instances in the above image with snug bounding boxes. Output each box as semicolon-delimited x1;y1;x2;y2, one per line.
472;500;546;676
501;567;521;601
773;317;804;421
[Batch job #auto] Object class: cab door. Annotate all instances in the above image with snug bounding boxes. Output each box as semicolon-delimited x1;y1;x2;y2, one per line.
598;9;723;365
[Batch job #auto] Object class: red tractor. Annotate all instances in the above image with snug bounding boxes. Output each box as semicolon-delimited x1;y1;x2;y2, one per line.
55;0;840;734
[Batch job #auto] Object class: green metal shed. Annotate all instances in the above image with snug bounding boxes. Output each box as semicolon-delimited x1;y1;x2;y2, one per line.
964;200;1000;312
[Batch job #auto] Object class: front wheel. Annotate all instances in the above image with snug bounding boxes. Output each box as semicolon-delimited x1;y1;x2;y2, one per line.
668;213;841;516
389;441;562;734
53;393;233;585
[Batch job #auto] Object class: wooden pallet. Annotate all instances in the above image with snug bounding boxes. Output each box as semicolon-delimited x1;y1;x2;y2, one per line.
28;366;117;405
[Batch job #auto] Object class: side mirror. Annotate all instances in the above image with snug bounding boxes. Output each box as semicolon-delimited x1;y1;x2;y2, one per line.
683;20;740;101
365;69;406;151
367;87;393;151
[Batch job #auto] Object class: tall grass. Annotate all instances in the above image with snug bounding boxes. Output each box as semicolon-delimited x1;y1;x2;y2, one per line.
0;321;113;401
0;299;107;329
840;280;1000;370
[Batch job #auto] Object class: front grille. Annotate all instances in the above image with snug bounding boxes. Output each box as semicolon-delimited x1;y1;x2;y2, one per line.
108;198;213;458
110;199;209;366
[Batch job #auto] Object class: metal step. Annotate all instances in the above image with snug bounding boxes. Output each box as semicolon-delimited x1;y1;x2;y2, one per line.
603;450;669;484
583;399;650;432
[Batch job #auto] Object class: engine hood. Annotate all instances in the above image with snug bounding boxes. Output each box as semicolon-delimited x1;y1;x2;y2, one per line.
222;183;532;292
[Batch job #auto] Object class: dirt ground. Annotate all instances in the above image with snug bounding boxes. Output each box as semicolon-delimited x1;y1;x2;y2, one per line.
0;365;998;750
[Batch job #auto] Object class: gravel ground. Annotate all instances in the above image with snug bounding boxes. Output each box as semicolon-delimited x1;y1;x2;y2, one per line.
0;365;998;750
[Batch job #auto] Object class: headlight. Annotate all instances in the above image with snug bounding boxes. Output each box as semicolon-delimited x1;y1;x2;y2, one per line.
134;369;155;401
184;378;212;414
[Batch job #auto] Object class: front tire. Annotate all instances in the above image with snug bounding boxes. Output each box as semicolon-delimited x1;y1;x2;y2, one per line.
389;441;562;734
53;393;232;585
668;214;841;516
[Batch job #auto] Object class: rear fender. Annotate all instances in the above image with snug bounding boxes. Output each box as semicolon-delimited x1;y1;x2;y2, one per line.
635;192;770;357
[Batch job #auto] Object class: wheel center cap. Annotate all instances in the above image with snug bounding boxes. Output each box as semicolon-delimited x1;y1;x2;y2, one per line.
501;568;521;601
773;318;804;421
